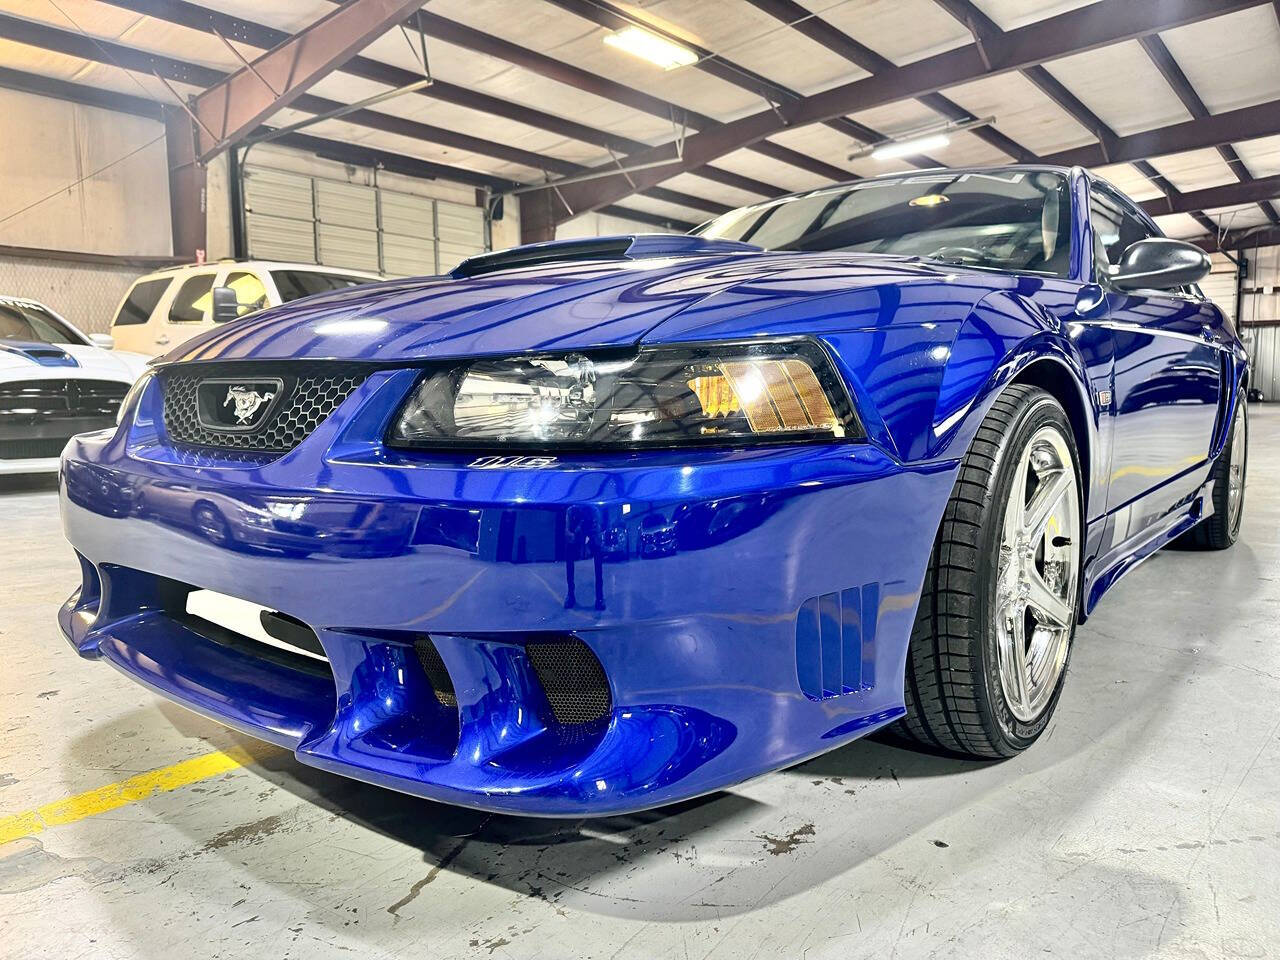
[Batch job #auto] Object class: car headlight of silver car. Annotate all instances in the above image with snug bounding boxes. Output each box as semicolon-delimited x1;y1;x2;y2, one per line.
389;339;861;449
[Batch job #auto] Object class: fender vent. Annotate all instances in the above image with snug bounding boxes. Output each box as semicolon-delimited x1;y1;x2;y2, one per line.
796;583;879;700
526;637;611;728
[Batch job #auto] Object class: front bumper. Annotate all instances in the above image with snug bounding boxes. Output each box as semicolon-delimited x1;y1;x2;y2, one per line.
59;372;955;815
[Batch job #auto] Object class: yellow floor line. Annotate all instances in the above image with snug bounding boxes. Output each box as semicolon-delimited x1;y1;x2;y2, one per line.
0;744;269;846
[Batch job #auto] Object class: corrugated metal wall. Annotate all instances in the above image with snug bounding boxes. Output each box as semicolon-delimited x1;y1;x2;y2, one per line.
1240;245;1280;326
1240;244;1280;399
1203;252;1238;320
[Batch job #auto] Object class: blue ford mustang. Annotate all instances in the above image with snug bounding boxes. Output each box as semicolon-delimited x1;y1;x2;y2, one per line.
58;166;1248;815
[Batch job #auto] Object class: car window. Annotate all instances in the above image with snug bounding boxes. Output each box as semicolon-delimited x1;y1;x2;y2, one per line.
0;301;82;344
271;270;368;302
1089;186;1160;268
1090;185;1195;295
695;169;1073;277
224;271;269;317
169;274;216;323
113;278;170;327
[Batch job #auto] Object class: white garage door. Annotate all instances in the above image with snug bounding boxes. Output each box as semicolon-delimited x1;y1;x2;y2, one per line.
243;166;486;276
437;200;487;273
380;192;437;277
244;167;315;264
315;180;379;272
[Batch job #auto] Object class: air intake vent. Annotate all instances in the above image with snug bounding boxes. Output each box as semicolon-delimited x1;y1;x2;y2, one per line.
525;637;611;728
451;235;760;278
795;583;879;700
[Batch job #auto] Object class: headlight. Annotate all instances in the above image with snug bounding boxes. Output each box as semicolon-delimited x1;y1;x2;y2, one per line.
116;370;154;426
389;340;860;449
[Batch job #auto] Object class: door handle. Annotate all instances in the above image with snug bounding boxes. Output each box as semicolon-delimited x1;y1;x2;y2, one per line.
155;335;171;345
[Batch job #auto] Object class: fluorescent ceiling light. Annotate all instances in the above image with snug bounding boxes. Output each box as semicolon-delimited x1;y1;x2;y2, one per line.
871;133;951;161
604;26;698;70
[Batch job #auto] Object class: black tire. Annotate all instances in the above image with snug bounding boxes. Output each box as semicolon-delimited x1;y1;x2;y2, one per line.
1175;401;1247;551
894;384;1082;759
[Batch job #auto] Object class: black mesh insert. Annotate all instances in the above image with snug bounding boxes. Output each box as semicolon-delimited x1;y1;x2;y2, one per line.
526;638;612;728
161;367;367;453
414;636;457;708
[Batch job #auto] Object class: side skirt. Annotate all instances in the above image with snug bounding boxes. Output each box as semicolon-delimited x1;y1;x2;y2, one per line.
1081;477;1214;619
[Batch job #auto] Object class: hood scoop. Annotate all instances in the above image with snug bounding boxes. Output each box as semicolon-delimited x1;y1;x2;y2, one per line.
452;234;761;278
0;341;79;367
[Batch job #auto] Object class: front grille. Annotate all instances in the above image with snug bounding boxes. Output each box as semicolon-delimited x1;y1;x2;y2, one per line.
0;379;127;418
0;436;73;460
526;638;612;728
161;367;367;453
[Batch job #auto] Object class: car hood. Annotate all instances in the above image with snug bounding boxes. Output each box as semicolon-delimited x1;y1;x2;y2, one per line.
160;238;1009;365
0;341;148;381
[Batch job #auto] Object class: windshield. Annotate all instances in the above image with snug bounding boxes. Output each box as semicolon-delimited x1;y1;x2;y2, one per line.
0;301;83;345
696;170;1073;277
271;270;370;302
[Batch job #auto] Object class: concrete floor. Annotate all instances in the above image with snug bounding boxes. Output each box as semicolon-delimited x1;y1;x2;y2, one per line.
2;410;1278;960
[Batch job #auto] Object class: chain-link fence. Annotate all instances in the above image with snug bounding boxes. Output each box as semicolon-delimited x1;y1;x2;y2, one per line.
0;253;150;334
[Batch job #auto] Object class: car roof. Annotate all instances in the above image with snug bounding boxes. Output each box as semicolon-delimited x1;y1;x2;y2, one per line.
131;261;383;284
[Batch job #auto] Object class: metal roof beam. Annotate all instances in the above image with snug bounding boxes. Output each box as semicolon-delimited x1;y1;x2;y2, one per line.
187;0;425;162
516;0;1264;233
0;14;727;218
404;6;853;182
935;0;1236;234
1041;99;1280;167
746;0;1035;162
1139;32;1279;223
542;0;942;171
1140;174;1280;217
0;65;682;230
98;0;782;200
1191;223;1280;252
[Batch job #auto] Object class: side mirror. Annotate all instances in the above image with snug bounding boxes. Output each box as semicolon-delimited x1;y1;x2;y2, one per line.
211;286;240;323
89;332;114;350
1110;237;1210;292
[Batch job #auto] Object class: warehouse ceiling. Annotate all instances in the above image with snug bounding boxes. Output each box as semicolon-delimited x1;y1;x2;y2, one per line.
1;0;1279;244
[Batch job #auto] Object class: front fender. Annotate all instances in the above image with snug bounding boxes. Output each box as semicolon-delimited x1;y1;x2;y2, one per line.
930;291;1097;464
827;290;1097;474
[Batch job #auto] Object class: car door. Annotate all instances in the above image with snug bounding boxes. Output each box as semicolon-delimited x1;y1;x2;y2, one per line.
1090;183;1224;542
160;270;218;353
110;276;172;355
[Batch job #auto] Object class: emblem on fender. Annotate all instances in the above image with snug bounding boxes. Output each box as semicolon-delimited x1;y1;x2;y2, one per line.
224;384;276;424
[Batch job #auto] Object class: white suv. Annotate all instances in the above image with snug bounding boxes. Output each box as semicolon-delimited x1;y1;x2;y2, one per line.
110;261;380;357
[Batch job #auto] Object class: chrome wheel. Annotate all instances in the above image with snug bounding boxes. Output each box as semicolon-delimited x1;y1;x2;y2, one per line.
1227;405;1246;531
995;425;1080;723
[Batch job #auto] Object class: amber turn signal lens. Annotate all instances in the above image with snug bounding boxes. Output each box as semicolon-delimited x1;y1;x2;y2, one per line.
689;359;838;434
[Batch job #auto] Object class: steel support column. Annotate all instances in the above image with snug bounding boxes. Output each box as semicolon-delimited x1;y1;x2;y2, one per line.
164;107;206;262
